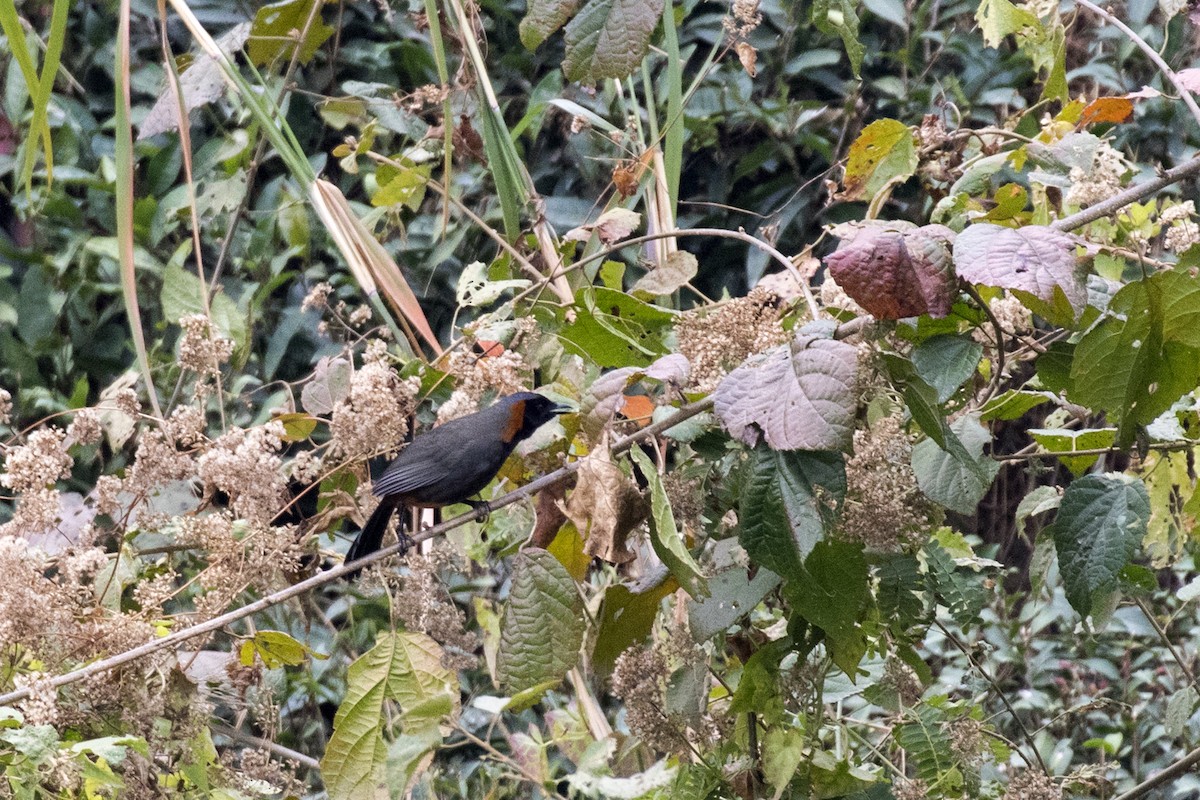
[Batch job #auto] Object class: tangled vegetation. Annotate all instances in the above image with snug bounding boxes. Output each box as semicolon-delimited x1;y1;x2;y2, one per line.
4;0;1200;797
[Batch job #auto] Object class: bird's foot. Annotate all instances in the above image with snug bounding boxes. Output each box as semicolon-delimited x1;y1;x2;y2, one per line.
396;530;415;557
468;499;492;524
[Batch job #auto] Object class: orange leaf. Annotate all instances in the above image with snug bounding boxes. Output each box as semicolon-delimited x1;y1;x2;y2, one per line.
1080;97;1133;126
619;394;655;425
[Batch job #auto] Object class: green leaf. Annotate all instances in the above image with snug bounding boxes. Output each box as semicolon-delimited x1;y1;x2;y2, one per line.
763;726;806;797
839;119;916;200
371;160;432;211
1051;473;1149;618
558;287;674;368
1028;427;1116;475
730;638;790;718
247;630;327;669
1036;339;1074;392
562;0;666;83
876;553;927;634
911;413;1000;514
687;567;782;641
160;260;249;352
322;632;458;799
593;580;675;670
787;540;870;676
1;725;59;763
520;0;583;49
1070;276;1200;446
925;541;989;626
979;389;1058;421
274;412;319;441
497;549;584;694
910;335;983;403
629;448;708;598
738;446;846;581
813;0;866;75
895;705;963;793
247;0;335;66
975;0;1041;47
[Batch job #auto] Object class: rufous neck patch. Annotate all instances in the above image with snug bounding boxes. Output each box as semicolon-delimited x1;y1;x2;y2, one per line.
499;399;526;444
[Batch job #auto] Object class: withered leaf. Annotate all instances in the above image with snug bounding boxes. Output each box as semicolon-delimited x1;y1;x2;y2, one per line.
563;432;647;564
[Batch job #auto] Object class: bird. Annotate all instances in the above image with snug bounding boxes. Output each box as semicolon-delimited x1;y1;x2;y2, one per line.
344;391;569;571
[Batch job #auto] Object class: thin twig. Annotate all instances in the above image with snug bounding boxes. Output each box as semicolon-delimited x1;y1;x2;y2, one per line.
934;620;1047;772
211;723;321;770
1111;744;1200;800
1134;597;1197;689
992;441;1195;462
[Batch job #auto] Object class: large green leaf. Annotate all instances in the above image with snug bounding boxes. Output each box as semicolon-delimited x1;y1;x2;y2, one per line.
1051;473;1150;618
1070;275;1200;445
786;539;870;676
562;0;665;83
911;413;1000;515
738;446;846;582
497;549;583;694
322;632;459;800
687;567;782;641
813;0;866;75
520;0;582;49
910;335;982;404
558;287;673;368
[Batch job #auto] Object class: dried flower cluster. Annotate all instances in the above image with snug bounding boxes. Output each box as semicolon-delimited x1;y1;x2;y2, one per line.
330;361;419;458
611;645;689;754
400;83;450;113
197;422;288;526
1;428;72;493
947;716;985;766
436;347;531;423
388;548;479;670
723;0;762;40
0;387;11;424
1064;142;1127;208
1162;200;1200;253
840;415;934;550
1003;770;1062;800
66;408;103;447
301;281;333;312
880;658;924;706
676;288;788;393
179;314;234;378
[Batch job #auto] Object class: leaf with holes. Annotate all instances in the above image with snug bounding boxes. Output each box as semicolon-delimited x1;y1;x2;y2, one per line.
1069;277;1200;445
825;223;957;319
714;327;857;451
953;224;1085;324
1052;473;1149;618
497;549;584;694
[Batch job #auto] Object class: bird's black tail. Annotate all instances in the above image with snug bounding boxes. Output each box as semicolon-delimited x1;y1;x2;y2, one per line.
345;497;404;577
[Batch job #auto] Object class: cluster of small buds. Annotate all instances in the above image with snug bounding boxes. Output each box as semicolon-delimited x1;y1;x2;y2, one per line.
14;672;59;726
1162;200;1200;254
179;314;234;378
0;387;11;424
1;428;72;492
723;0;762;40
840;415;935;550
67;408;103;447
1065;142;1127;208
330;361;419;458
196;422;288;525
301;282;333;312
675;288;789;393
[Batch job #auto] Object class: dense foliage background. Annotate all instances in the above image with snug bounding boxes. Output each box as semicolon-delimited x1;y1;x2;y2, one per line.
4;0;1200;797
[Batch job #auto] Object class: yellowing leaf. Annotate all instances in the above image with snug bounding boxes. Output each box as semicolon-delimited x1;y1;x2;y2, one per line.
839;119;917;202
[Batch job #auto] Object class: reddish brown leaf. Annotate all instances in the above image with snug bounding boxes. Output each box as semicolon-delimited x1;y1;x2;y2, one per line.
824;223;957;319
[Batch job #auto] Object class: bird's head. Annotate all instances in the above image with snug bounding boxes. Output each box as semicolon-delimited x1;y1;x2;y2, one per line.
499;392;571;443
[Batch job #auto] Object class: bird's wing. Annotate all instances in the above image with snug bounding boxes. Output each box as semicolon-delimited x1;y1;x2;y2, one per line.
372;458;438;498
